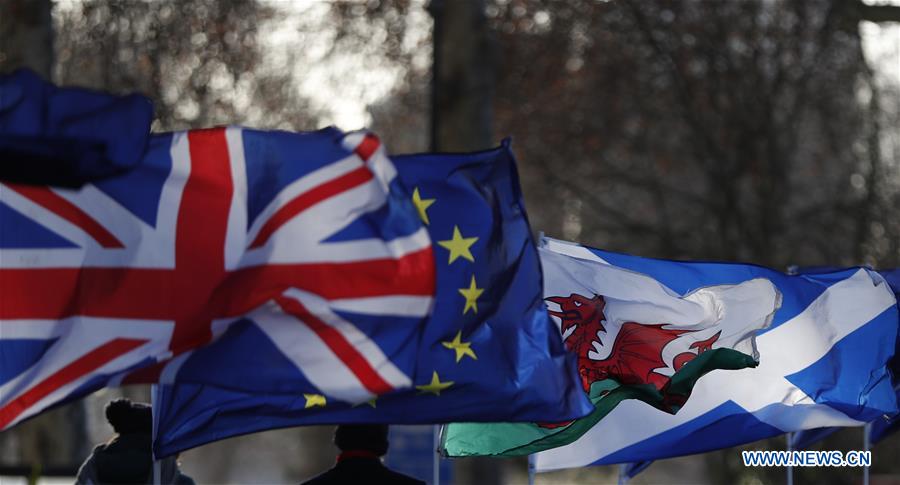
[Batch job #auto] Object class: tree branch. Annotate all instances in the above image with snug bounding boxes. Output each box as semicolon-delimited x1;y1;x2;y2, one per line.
857;2;900;23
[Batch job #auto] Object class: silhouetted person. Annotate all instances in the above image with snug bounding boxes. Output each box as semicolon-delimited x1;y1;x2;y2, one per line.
75;398;194;485
302;424;425;485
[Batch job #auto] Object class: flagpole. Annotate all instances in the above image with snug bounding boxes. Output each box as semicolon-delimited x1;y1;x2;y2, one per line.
863;423;871;485
617;463;629;485
785;432;793;485
784;267;795;485
528;454;536;485
433;424;441;485
151;384;161;485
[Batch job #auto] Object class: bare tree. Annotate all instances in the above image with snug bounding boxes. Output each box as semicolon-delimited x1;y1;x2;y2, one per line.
54;0;322;132
487;0;899;269
0;0;53;77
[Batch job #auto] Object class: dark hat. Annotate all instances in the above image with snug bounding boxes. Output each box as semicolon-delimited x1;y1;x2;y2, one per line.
105;398;152;435
334;424;389;456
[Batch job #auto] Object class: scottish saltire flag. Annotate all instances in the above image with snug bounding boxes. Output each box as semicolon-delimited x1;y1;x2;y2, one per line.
789;267;900;450
529;241;898;471
0;123;435;430
443;239;779;456
150;140;592;457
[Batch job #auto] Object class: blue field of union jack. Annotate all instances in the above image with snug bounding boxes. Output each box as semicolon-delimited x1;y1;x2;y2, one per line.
0;126;435;429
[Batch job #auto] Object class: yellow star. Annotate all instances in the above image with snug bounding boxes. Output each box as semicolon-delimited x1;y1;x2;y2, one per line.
304;393;326;408
411;187;436;225
416;371;454;396
458;275;484;314
442;331;477;363
437;226;478;264
352;397;378;408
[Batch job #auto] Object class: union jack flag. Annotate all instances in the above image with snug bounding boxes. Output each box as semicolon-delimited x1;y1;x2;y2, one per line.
0;126;435;430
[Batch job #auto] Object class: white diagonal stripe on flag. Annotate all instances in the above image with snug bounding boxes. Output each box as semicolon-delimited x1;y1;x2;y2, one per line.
240;188;429;266
0;183;102;251
2;342;165;429
250;299;376;403
48;184;154;251
244;155;363;246
283;288;412;390
0;318;174;409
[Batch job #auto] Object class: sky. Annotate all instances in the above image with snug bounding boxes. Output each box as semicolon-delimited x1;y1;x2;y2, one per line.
863;0;900;84
261;0;430;130
861;19;900;86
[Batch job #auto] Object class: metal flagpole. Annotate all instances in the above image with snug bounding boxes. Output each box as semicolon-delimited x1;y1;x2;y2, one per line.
863;423;871;485
433;425;442;485
786;432;793;485
528;454;536;485
617;463;628;485
151;384;161;485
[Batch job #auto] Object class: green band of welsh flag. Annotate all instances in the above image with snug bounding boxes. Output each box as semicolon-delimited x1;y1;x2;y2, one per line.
442;241;780;457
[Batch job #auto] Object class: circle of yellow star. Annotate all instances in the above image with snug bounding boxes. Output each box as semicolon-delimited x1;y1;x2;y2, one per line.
411;187;436;225
416;371;454;396
304;393;326;408
437;226;478;264
442;331;477;363
458;275;484;314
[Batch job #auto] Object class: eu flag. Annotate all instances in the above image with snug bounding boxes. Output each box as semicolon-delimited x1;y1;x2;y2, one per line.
151;140;591;457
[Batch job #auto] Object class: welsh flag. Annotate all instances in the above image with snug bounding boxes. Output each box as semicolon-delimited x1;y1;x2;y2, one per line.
442;237;780;457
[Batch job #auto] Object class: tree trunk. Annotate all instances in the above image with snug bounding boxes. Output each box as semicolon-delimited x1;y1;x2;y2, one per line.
430;0;495;152
0;0;53;78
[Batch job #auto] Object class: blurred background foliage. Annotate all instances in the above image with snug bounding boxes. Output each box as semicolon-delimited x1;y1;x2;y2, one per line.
1;0;899;483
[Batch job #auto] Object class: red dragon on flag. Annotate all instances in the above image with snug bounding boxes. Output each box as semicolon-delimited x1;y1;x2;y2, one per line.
547;293;721;393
